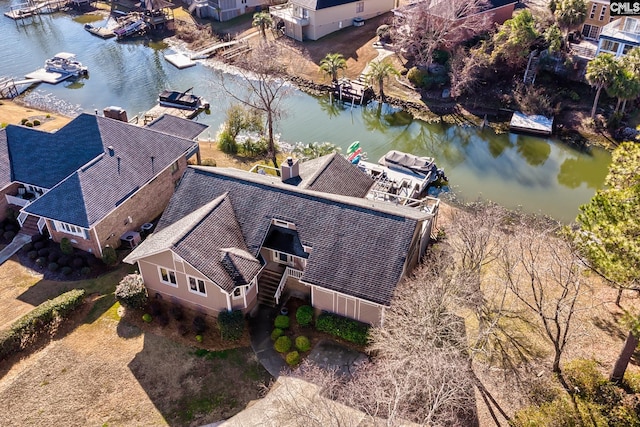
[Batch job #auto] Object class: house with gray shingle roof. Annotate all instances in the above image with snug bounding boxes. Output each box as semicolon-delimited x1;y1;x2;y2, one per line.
270;0;393;41
124;158;437;325
0;113;206;257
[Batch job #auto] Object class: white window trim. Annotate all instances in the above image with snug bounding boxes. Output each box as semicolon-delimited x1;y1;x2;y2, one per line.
53;221;87;239
187;275;207;296
356;1;364;13
158;266;178;287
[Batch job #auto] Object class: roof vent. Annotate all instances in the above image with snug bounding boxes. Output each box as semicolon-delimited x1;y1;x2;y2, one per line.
108;146;115;156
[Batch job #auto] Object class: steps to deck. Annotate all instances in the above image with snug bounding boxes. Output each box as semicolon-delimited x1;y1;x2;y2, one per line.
20;216;40;236
257;267;284;307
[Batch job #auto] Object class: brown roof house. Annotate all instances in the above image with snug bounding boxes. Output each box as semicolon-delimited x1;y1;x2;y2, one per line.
0;113;206;257
581;0;613;40
124;153;438;325
270;0;394;41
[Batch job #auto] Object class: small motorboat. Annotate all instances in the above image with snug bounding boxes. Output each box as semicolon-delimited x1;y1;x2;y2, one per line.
45;52;88;76
158;88;210;111
84;23;115;39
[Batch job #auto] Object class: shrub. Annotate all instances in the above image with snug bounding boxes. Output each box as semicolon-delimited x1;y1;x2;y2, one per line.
47;262;59;272
295;336;311;352
376;24;391;42
274;314;290;329
31;233;44;243
274;336;292;353
60;237;73;255
25;122;33;128
201;158;217;167
47;252;59;263
432;49;450;65
102;245;117;266
148;299;163;316
57;255;70;266
193;315;207;334
407;67;427;87
170;304;184;321
0;289;85;360
38;248;50;257
271;328;284;341
285;351;300;366
564;359;607;401
61;266;73;276
624;371;640;393
195;334;203;343
217;129;238;154
142;313;152;323
27;250;38;260
21;118;28;124
72;257;84;269
23;242;33;252
33;241;45;250
217;310;244;341
80;266;91;276
33;119;41;126
114;274;148;309
296;305;313;326
3;231;15;241
36;256;47;266
316;313;369;346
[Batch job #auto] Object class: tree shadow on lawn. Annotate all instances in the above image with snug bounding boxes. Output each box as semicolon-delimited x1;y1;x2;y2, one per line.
127;331;271;426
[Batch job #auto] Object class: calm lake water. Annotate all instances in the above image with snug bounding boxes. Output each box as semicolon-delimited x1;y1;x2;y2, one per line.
0;7;611;222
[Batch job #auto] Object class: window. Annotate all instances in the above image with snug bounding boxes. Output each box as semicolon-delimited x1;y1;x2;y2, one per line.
188;276;206;295
279;252;289;262
623;43;634;55
356;1;364;13
598;6;606;21
600;40;620;53
624;18;640;34
159;267;177;287
233;287;243;299
170;161;180;174
589;3;596;19
582;24;600;39
53;221;87;239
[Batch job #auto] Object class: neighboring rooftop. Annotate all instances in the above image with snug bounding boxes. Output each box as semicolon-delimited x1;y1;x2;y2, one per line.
296;153;374;198
145;114;208;140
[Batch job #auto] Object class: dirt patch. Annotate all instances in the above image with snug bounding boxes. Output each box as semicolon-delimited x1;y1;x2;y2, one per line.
0;100;72;131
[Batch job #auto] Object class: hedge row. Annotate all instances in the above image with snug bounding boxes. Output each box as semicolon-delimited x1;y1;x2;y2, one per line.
0;289;86;360
315;312;369;346
217;310;244;341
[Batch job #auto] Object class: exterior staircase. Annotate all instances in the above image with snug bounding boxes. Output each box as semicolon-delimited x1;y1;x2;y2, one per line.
523;50;539;85
257;265;285;307
20;215;40;236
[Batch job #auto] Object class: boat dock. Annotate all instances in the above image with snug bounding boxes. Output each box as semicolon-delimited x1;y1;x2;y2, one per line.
332;78;374;106
0;77;41;99
24;68;73;84
84;24;116;39
4;0;66;19
509;111;554;136
164;53;196;69
133;104;204;125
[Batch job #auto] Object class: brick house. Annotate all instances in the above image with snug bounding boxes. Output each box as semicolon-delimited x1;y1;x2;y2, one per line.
124;154;438;325
581;0;613;40
0;113;206;257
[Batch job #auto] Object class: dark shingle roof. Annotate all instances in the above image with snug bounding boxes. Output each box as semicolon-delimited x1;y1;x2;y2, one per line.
0;129;11;189
263;225;309;258
22;114;200;227
294;0;357;10
145;114;208;140
155;167;428;306
298;153;373;198
125;194;262;292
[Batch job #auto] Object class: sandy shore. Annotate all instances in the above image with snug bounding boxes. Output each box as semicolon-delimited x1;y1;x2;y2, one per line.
0;100;72;132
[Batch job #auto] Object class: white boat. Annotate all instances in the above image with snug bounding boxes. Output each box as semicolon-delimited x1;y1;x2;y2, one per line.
45;52;88;76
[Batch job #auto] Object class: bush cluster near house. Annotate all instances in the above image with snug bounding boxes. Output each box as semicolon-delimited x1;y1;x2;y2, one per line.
295;305;313;326
316;312;369;346
0;289;85;360
274;336;292;353
274;314;290;329
115;274;148;309
0;216;19;244
217;310;244;341
20;234;101;279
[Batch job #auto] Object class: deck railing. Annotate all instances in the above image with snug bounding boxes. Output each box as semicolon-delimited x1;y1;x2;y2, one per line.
274;266;303;304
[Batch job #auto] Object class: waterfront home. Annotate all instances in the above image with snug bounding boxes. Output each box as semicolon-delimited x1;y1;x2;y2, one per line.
270;0;394;42
581;0;613;40
596;16;640;57
124;155;438;325
0;113;206;257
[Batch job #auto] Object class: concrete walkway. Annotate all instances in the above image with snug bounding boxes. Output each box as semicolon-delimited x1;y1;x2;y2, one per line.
249;306;287;377
0;233;31;265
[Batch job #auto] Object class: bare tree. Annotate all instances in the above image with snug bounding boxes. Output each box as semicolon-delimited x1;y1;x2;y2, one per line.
501;226;585;374
393;0;492;67
217;44;293;168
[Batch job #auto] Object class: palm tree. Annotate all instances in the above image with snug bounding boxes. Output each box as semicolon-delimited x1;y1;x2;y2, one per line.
365;61;399;101
586;53;618;118
607;67;640;114
252;12;273;41
554;0;587;47
319;53;347;82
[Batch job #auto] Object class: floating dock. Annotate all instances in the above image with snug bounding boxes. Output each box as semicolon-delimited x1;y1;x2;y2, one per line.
164;53;196;69
137;104;204;124
84;24;116;39
509;111;554;136
0;77;41;99
24;69;72;84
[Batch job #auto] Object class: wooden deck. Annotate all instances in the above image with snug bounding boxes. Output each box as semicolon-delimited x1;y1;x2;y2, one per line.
332;78;374;106
134;104;204;125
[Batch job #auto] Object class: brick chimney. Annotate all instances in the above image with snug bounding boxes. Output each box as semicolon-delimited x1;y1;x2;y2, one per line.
281;157;299;182
103;106;128;122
